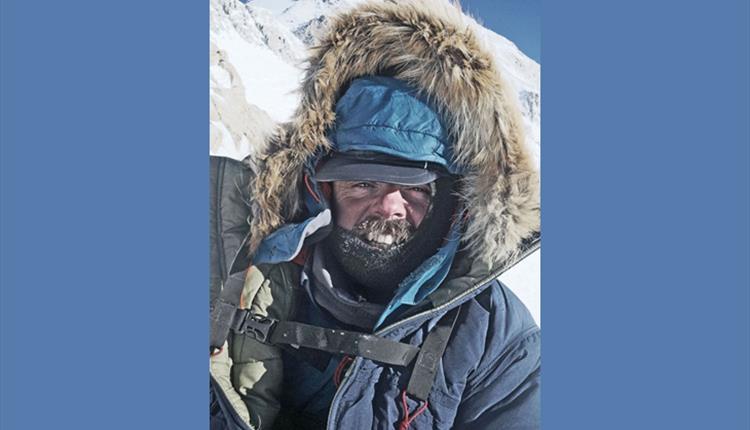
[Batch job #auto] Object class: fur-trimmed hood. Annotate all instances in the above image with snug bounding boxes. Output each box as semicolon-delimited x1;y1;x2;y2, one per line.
249;0;540;273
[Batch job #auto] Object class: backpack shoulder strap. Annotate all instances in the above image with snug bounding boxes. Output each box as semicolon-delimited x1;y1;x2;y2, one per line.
210;156;254;353
406;306;461;401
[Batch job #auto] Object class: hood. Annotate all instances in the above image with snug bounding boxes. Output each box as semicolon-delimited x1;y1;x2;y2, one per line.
248;0;540;274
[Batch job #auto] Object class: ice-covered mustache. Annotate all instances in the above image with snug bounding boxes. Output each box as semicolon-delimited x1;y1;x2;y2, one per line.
351;218;415;246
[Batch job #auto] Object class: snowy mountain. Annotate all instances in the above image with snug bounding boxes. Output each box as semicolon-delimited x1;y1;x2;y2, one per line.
253;0;363;46
209;0;541;323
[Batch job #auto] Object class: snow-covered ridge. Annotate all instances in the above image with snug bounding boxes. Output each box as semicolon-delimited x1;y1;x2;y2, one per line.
210;0;305;155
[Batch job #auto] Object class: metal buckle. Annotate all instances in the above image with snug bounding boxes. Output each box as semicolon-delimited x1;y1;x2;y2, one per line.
242;314;276;343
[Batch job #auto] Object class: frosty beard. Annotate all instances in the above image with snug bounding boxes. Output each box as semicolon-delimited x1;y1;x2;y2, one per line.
324;217;439;304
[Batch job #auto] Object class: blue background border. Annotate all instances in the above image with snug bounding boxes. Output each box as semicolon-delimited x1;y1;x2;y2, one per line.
2;1;748;429
542;1;749;428
1;1;207;428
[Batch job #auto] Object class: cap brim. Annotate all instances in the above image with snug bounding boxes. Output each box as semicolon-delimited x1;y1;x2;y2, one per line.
313;157;438;186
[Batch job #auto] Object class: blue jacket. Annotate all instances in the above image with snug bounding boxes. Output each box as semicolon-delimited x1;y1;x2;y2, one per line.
330;281;539;429
306;278;540;430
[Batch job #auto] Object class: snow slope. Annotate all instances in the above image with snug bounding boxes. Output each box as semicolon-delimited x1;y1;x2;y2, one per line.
210;0;541;324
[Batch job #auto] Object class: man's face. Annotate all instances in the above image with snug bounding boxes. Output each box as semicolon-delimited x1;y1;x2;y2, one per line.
331;180;433;245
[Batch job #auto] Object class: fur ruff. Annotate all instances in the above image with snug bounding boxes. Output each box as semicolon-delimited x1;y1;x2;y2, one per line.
249;0;540;270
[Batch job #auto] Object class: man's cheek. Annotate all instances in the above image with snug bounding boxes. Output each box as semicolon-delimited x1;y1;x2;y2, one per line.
335;215;354;230
410;208;427;228
334;209;359;230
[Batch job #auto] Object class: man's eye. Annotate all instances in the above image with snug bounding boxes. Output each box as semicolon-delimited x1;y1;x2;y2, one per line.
408;186;430;194
354;182;374;188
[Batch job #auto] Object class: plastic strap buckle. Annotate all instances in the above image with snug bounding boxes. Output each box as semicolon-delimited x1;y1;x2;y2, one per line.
234;312;277;343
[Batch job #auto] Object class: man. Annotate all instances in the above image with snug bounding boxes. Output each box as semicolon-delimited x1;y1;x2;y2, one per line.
210;2;540;429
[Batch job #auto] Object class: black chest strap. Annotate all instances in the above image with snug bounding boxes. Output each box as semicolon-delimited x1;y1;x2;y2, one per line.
232;311;420;366
232;306;461;401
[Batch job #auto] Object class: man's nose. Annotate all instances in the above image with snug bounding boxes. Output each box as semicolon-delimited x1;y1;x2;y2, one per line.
375;188;407;220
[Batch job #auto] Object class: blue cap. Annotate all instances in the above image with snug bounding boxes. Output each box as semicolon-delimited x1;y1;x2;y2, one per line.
324;76;458;177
